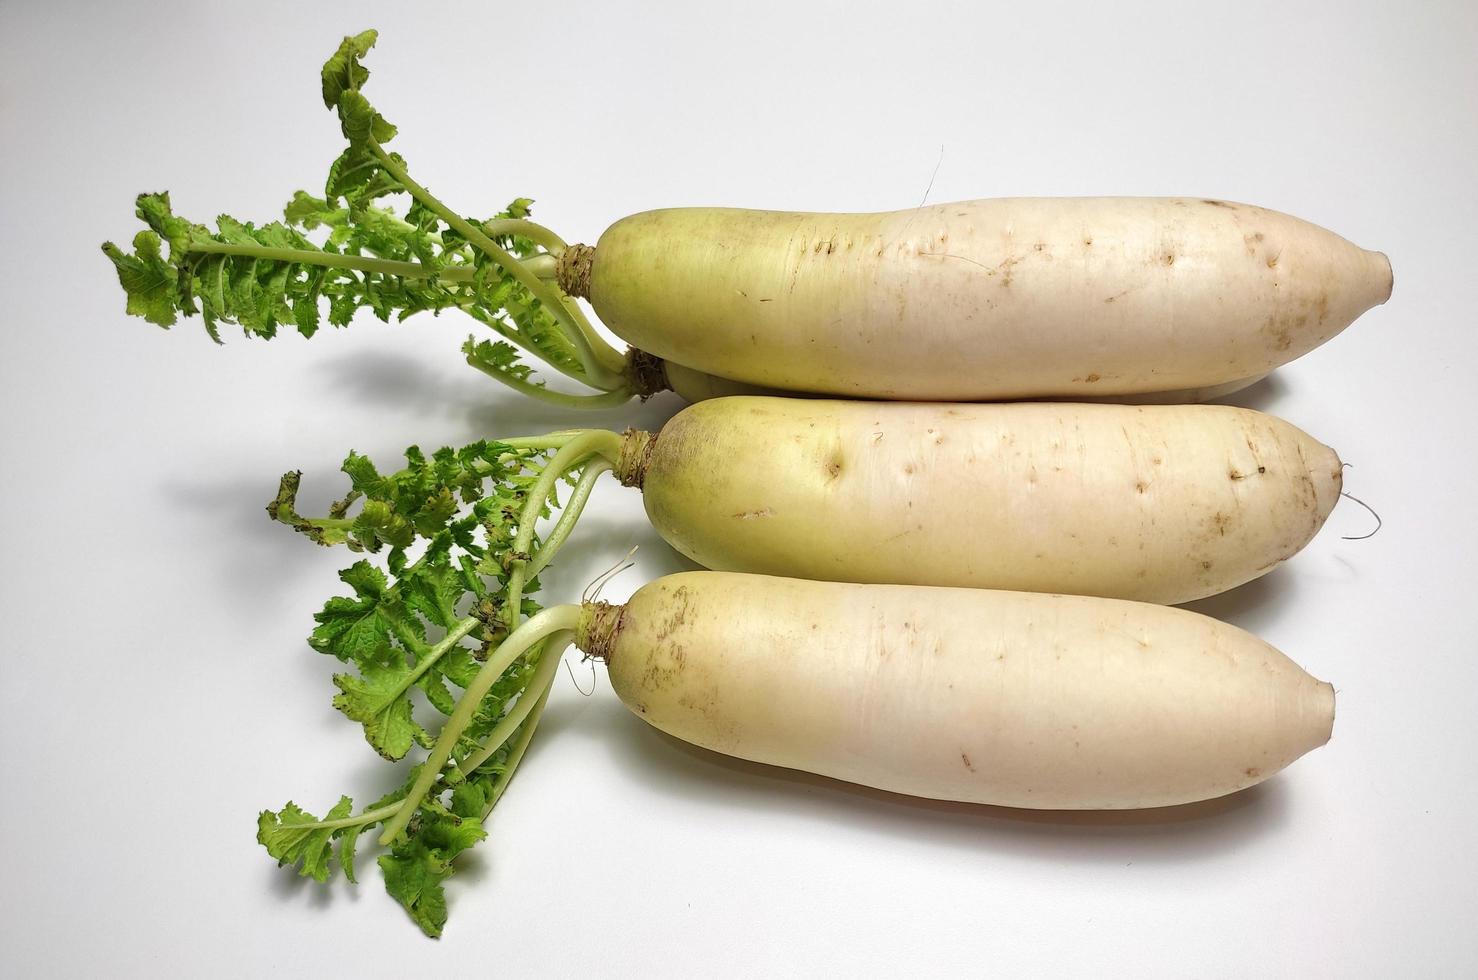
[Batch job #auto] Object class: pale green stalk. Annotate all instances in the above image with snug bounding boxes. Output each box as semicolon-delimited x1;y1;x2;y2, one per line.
503;431;623;636
188;240;475;281
483;681;554;816
481;218;568;253
526;461;613;579
369;143;628;387
463;358;636;409
378;604;583;845
451;633;569;777
520;253;558;279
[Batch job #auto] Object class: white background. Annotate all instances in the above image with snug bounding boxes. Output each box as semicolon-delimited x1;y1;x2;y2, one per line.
2;1;1475;976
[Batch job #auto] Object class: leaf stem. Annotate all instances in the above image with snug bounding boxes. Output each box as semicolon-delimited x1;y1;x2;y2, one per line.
187;240;473;281
378;605;582;844
366;207;567;255
451;634;566;777
495;434;583;452
458;302;592;385
482;680;553;816
503;431;623;635
302;800;406;833
482;219;567;253
396;615;481;699
463;354;636;409
520;253;558;279
527;460;613;579
369;142;628;386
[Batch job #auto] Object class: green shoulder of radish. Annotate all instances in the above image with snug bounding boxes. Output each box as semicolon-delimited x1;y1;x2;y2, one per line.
104;29;1390;409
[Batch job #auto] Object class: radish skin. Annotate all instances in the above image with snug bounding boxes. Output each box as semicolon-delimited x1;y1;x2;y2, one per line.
634;397;1341;604
587;198;1391;399
584;572;1335;809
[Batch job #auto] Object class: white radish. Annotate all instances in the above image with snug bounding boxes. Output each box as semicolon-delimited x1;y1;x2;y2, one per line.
574;198;1390;400
579;572;1335;809
499;397;1343;606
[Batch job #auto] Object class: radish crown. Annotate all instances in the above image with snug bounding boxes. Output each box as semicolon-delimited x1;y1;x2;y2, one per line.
255;426;630;936
103;30;653;409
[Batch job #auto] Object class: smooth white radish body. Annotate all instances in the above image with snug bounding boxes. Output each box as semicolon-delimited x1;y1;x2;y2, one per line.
622;396;1342;604
581;198;1391;400
662;361;1270;405
582;572;1335;809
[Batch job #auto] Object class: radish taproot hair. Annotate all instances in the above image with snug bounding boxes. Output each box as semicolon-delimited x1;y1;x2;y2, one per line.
274;397;1344;606
104;30;1390;408
262;570;1335;936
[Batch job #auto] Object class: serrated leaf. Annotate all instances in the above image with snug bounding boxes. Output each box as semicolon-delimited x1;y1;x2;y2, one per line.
378;807;486;938
102;232;180;328
449;780;493;819
284;190;343;230
333;659;425;761
321;29;377;109
337;89;396;146
257;796;353;882
403;556;462;629
339;822;369;884
135;191;194;256
341;450;384;495
418;672;458;716
310;561;406;663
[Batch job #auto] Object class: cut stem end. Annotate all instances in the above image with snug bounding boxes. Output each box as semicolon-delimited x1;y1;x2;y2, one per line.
555;243;596;299
615;429;656;488
578;601;625;663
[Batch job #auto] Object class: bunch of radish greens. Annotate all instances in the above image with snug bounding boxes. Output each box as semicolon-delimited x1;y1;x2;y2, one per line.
107;30;1389;937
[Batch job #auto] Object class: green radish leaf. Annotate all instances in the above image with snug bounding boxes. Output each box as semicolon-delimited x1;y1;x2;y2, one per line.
101;232;181;329
257;797;354;882
259;431;579;924
309;561;413;664
378;804;486;938
333;656;427;761
320;29;378;109
105;27;606;403
154;29;628;937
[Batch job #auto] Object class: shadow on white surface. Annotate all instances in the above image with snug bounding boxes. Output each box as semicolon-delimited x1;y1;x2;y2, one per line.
158;469;336;613
539;694;1292;866
266;866;345;906
1177;565;1301;636
1215;372;1289;412
315;348;685;439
